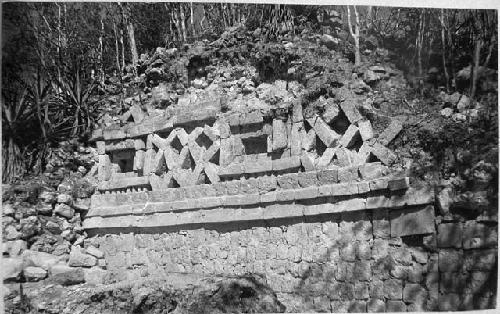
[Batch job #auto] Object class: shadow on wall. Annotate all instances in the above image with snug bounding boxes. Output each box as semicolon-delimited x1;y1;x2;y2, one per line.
290;208;497;312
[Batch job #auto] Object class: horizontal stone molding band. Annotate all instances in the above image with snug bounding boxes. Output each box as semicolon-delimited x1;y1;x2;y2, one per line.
89;175;400;216
83;184;434;231
94;162;391;197
91;107;220;142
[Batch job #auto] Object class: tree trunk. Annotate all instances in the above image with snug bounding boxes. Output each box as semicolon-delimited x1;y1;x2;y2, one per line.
99;17;105;85
440;9;450;91
416;10;425;93
113;22;121;73
120;26;125;73
179;4;187;42
347;6;361;66
483;33;495;67
2;136;24;183
470;39;482;99
189;2;195;37
127;22;139;72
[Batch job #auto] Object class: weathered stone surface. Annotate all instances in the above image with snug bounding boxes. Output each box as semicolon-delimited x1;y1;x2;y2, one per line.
317;169;338;185
384;279;403;300
86;246;104;259
272;156;301;171
83;267;107;285
2;257;23;282
367;298;385;312
22;250;63;270
358;162;383;180
437;223;463;248
378;119;403;146
370;142;396;165
69;248;98;267
386;300;406;312
297;171;319;187
4;240;27;257
403;283;427;303
358;120;374;141
23;266;47;281
322;100;339;124
339;124;360;148
439;250;464;272
390;205;436;237
339;100;363;124
50;264;85;286
272;119;288;151
464;249;497;271
308;116;341;147
337;166;358;182
462;221;498;249
388;177;410;191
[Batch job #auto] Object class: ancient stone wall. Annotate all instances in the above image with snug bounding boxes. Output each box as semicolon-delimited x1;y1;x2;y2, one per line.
85;98;497;312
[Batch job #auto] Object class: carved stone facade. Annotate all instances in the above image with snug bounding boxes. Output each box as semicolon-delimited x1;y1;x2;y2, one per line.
85;99;497;312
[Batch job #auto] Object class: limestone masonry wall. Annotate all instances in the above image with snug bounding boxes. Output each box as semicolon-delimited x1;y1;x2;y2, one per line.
84;97;497;312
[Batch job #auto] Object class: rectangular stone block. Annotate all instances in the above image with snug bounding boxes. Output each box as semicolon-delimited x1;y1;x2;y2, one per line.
90;129;103;141
292;101;303;122
358;120;374;141
244;159;272;174
277;173;300;189
272;119;288;151
297;171;319;187
330;183;359;196
96;141;106;154
260;191;277;203
142;149;156;175
322;99;340;124
464;249;497;271
294;187;319;200
272;156;301;172
276;189;296;202
463;221;498;249
378;119;403;146
338;166;359;182
238;194;260;206
134;139;145;150
359;162;384;180
103;128;127;140
370;142;396;166
335;147;352;167
290;123;303;156
388;177;410;191
384;279;403;300
372;209;390;238
439;249;464;272
300;153;315;171
357;181;370;194
339;100;363;124
437;223;463;248
440;272;467;293
369;177;389;191
390;205;436;237
311;116;341;147
316;148;336;169
98;155;112;181
339;124;360;148
218;163;243;178
263;204;303;220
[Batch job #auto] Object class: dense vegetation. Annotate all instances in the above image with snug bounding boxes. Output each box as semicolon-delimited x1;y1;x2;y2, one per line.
2;3;497;183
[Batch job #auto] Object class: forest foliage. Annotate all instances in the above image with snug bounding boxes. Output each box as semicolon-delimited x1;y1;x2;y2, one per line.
1;3;497;183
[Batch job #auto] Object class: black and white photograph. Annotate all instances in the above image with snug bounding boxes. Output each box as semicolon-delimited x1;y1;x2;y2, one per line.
1;1;498;313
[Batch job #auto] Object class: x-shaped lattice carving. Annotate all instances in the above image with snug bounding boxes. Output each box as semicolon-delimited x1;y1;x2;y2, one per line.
148;125;220;189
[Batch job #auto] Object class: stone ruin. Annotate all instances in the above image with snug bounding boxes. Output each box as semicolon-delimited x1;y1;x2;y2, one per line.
83;95;497;312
